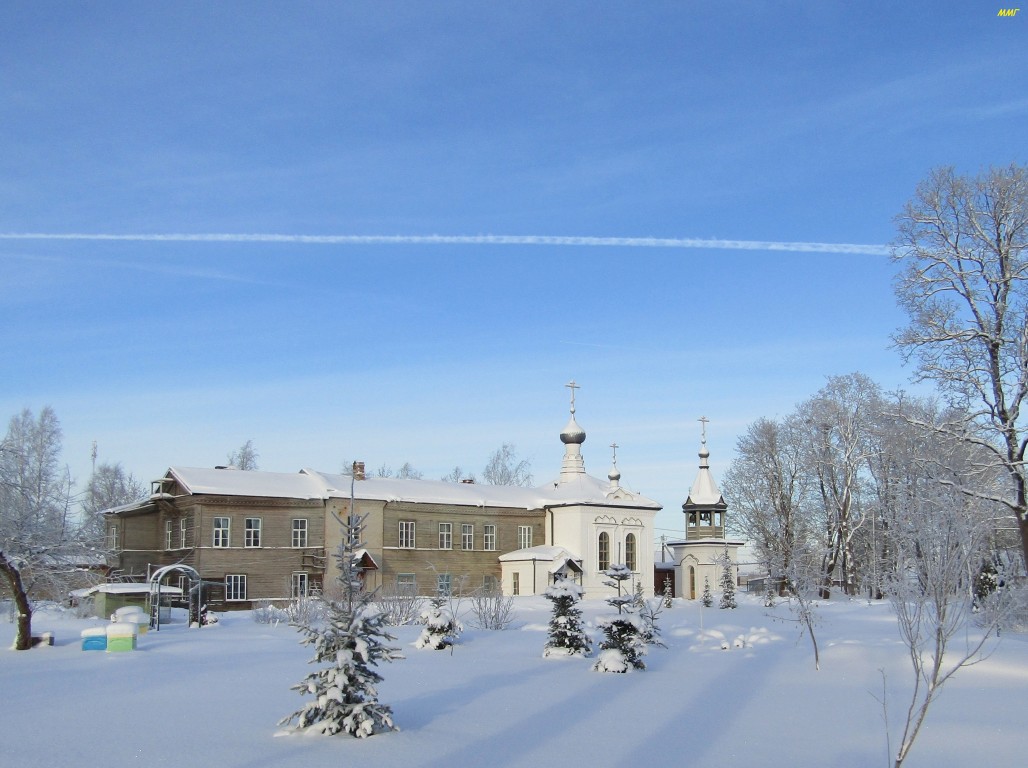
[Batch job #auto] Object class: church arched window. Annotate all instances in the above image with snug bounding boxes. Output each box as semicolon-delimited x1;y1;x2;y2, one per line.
625;533;637;571
598;531;610;571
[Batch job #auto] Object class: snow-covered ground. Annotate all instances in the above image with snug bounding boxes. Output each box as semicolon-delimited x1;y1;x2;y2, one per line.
2;595;1024;768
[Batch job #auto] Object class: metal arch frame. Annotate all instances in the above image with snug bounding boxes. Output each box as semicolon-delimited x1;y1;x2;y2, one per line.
148;564;202;631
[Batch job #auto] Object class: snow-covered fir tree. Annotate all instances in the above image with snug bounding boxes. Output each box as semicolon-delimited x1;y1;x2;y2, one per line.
701;576;713;607
279;510;402;737
763;573;777;608
662;576;674;609
719;547;737;609
542;579;591;657
593;564;645;673
415;597;462;650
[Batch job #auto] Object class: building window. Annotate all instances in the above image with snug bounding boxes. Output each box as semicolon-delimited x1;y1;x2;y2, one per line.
399;521;415;549
438;522;452;550
625;533;637;571
437;573;452;596
688;512;697;527
292;518;308;548
512;572;520;596
483;575;499;593
462;523;474;551
107;524;118;550
165;519;173;550
213;517;230;548
180;518;188;549
483;524;496;551
598;531;610;571
291;572;309;598
517;525;532;550
245;518;262;548
225;574;247;602
714;511;723;528
396;573;416;593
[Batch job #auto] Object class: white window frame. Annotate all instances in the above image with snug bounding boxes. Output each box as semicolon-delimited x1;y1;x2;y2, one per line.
292;518;308;548
483;524;496;551
399;521;415;549
213;517;230;548
462;523;474;551
625;532;637;572
512;572;520;596
437;573;452;596
518;525;532;550
396;573;416;593
244;517;262;548
179;518;188;549
107;523;119;550
165;519;173;551
291;572;309;598
598;531;610;571
438;522;452;550
225;574;247;602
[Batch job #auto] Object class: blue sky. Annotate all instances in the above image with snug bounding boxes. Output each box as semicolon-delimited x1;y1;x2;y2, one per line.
2;2;1024;538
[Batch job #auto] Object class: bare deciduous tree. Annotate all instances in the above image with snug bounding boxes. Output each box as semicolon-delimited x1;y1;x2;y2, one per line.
892;163;1028;573
227;439;259;471
1;407;94;650
80;461;146;545
482;443;533;486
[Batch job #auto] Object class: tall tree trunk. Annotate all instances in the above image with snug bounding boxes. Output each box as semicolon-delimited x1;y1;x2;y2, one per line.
0;550;33;650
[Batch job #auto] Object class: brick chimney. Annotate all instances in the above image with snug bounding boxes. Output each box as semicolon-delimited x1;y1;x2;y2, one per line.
352;461;366;480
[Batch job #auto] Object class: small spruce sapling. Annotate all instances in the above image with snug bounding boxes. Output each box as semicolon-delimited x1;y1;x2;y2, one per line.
415;597;462;650
701;576;713;607
719;548;737;610
593;564;645;673
542;579;591;657
279;511;402;737
662;575;674;609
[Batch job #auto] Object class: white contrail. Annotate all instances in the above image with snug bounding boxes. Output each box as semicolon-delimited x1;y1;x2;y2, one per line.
0;232;890;255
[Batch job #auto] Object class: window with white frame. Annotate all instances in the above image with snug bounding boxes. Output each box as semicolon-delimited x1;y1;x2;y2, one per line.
107;523;118;550
399;521;415;548
244;517;261;548
598;531;610;571
438;522;452;550
483;523;496;551
512;572;520;596
165;519;173;550
396;573;416;593
291;572;309;598
213;517;230;548
180;518;188;549
517;525;532;550
225;574;247;601
292;518;308;548
437;573;452;596
462;523;474;551
625;532;637;571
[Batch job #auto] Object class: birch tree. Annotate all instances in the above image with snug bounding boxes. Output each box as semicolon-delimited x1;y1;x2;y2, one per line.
892;163;1028;573
0;407;87;650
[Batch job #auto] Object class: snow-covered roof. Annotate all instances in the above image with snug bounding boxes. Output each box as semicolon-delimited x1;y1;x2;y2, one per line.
498;545;580;563
168;466;327;500
71;583;184;597
114;465;661;513
683;443;726;508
